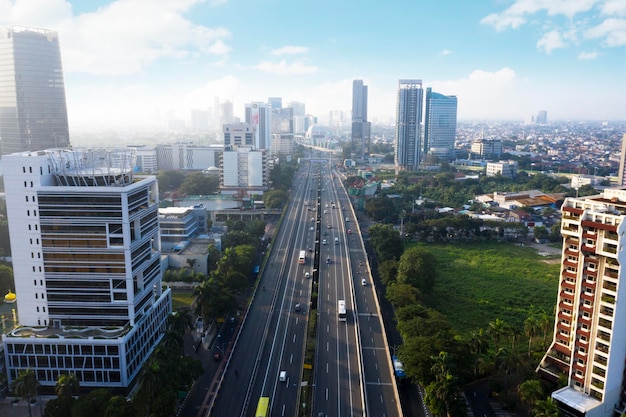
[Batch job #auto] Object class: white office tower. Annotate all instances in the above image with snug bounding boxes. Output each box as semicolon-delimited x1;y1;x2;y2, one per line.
220;147;268;191
245;102;271;150
2;148;171;389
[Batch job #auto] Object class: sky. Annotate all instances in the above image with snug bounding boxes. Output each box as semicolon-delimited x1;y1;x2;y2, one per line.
1;0;625;130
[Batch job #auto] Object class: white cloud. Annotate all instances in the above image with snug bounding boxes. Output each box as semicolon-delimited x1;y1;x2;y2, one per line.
429;67;529;120
578;51;600;59
481;0;625;53
537;30;568;54
584;18;626;46
254;60;318;74
600;0;626;16
270;45;309;56
0;0;231;76
482;0;600;30
439;49;452;56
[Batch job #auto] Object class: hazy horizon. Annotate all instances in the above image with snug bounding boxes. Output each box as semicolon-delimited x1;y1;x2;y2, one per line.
1;0;624;130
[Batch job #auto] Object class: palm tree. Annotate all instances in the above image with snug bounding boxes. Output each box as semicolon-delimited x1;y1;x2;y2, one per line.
168;307;192;337
495;347;520;391
12;369;39;417
518;379;543;417
488;318;511;350
55;373;79;398
538;310;553;347
524;315;540;356
468;328;490;355
137;358;163;416
533;397;560;417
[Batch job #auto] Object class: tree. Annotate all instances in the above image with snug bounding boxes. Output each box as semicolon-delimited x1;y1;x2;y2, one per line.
378;259;398;286
156;171;186;194
263;189;288;208
179;172;219;195
518;379;544;417
71;388;113;417
487;318;511;350
12;369;39;417
103;396;135;417
495;347;521;391
55;373;79;398
532;397;560;417
396;247;437;293
368;224;404;262
136;359;162;417
386;283;421;308
524;315;541;356
0;264;14;299
533;226;549;241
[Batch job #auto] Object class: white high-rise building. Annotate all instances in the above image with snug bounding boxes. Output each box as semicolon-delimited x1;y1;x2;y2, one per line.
245;102;271;150
1;148;171;389
220;147;268;192
538;188;626;417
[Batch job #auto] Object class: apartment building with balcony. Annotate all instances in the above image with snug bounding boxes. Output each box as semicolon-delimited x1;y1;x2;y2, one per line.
538;188;626;417
1;148;171;390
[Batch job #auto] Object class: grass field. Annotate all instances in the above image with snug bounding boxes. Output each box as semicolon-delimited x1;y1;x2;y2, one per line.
425;242;560;335
171;289;195;310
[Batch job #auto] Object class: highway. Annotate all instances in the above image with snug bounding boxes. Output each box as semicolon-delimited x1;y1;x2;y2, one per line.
209;154;403;417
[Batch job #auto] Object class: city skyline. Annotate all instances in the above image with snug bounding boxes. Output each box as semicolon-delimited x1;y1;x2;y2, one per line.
0;0;624;130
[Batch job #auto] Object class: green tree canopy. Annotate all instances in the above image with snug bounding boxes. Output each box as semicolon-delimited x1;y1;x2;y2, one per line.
397;247;437;293
179;172;219;195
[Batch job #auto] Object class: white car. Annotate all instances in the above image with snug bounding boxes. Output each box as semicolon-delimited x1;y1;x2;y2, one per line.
322;239;327;245
310;226;314;231
361;278;367;286
305;272;310;279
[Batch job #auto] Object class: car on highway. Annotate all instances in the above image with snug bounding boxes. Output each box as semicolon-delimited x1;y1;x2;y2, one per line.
294;303;301;311
322;239;327;245
309;226;314;231
345;217;350;222
279;370;287;382
361;278;367;286
326;257;331;264
213;352;222;361
305;271;310;279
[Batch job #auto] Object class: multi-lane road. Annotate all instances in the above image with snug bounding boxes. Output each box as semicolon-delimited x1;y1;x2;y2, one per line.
209;157;403;417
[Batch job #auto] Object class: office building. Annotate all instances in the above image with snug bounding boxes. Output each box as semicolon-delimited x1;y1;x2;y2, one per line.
471;138;503;158
394;79;424;172
1;148;171;389
270;107;294;155
0;26;70;156
486;160;518;178
190;109;209;132
156;142;221;171
224;123;255;149
221;100;234;126
537;188;626;417
352;80;371;158
220;147;268;191
536;110;548;125
245;102;271;150
617;134;626;187
268;97;282;110
424;88;457;160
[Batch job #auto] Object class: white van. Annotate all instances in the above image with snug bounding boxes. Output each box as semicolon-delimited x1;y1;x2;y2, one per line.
334;237;339;245
279;370;287;382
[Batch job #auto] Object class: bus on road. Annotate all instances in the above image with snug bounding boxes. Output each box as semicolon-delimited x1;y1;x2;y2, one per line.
392;356;406;378
298;250;306;264
338;300;347;322
255;397;269;417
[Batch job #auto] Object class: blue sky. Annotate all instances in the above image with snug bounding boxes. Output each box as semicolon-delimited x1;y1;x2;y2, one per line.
1;0;624;129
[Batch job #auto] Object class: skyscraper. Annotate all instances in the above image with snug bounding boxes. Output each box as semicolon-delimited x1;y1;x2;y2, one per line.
268;97;282;110
423;88;457;160
2;148;171;389
537;188;626;417
245;102;271;150
394;79;423;172
617;134;626;187
351;79;371;158
0;26;70;156
536;110;548;124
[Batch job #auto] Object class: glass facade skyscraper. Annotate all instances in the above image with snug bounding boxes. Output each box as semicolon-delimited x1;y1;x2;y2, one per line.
351;79;370;158
0;26;70;156
394;79;423;171
424;87;457;160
